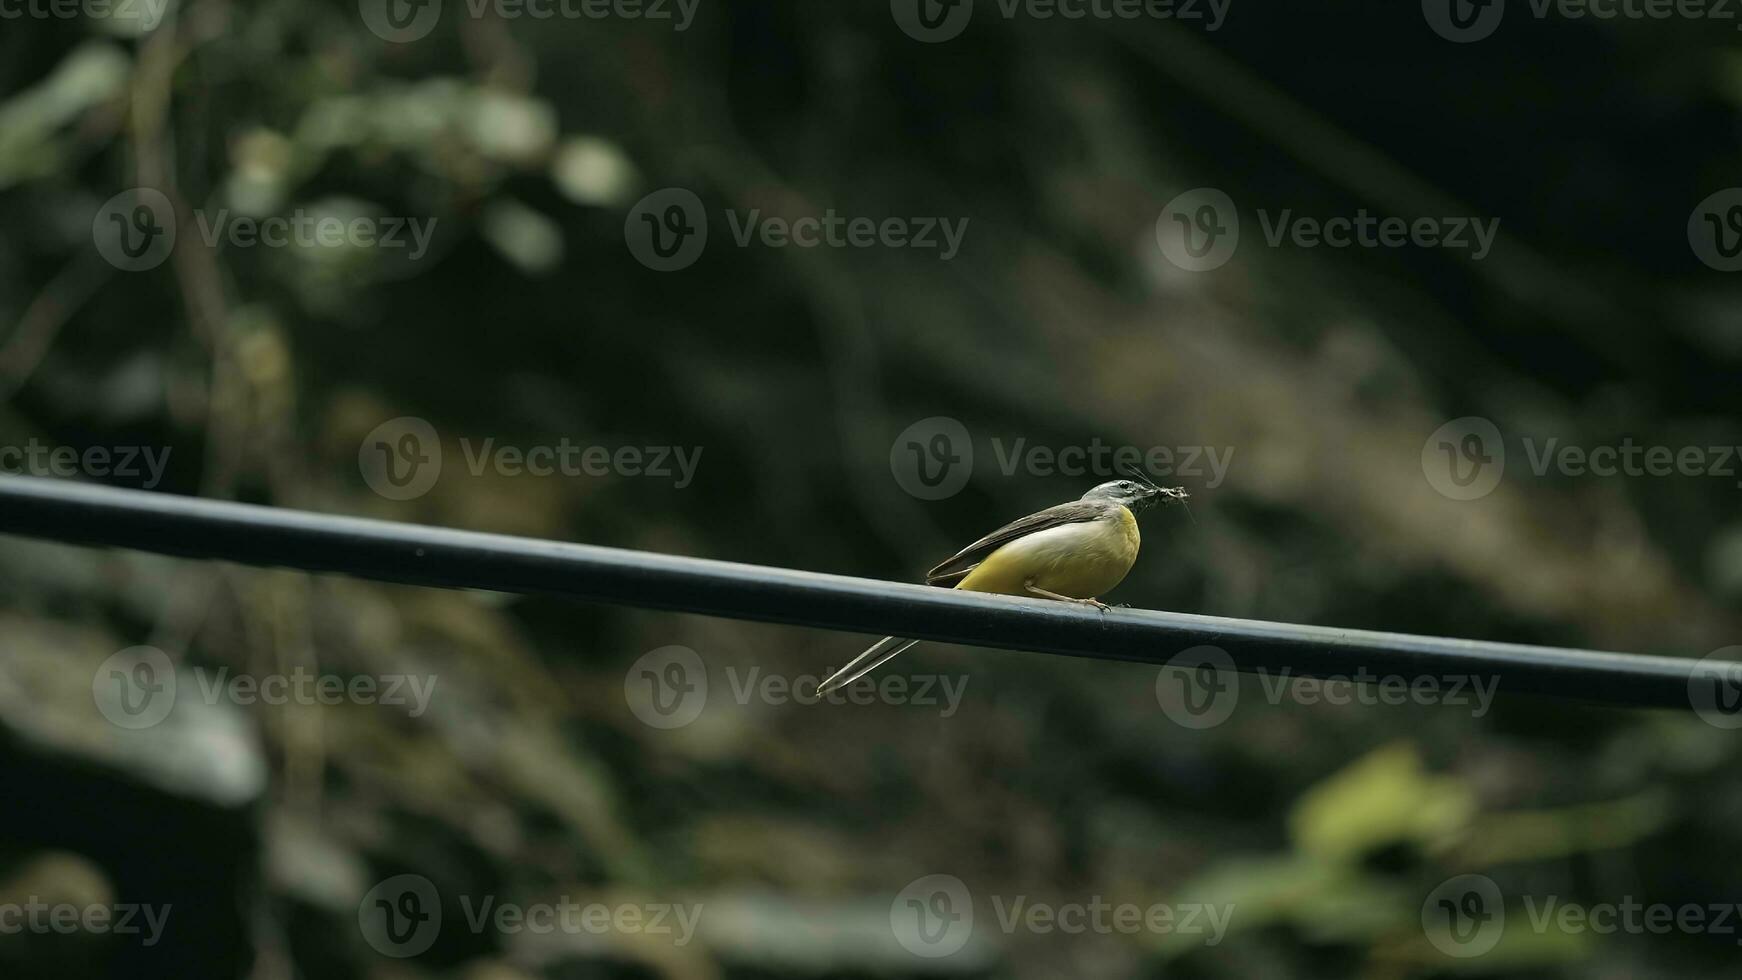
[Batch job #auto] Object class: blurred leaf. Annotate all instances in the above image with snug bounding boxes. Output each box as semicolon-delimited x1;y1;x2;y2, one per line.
223;128;294;217
1289;742;1476;861
1159;854;1409;956
0;43;129;190
552;137;639;207
464;90;557;165
481;199;563;276
0;617;267;807
1456;790;1673;866
291;80;558;188
1375;910;1592;975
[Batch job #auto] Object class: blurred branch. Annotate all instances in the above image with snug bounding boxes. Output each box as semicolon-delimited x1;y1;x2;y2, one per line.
0;254;111;402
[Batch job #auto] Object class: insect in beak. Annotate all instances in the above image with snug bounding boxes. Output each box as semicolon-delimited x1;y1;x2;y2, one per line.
1118;463;1183;498
1117;463;1190;515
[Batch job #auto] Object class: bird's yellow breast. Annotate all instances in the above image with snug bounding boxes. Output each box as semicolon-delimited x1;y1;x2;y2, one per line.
955;506;1141;599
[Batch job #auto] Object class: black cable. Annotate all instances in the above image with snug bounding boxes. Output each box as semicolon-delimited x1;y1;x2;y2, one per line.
0;474;1728;712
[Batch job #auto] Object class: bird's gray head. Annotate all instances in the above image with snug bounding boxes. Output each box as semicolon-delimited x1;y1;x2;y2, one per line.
1081;477;1189;512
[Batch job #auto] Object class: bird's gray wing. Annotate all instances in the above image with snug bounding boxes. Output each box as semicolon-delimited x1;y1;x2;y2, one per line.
924;500;1109;587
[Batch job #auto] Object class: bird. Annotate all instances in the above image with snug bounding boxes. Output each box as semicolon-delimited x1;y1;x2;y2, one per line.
814;469;1188;695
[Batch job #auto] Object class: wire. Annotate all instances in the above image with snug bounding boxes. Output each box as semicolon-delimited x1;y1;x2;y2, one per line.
0;474;1728;712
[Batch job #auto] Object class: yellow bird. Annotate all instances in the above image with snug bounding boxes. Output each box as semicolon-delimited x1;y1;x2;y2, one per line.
815;472;1188;695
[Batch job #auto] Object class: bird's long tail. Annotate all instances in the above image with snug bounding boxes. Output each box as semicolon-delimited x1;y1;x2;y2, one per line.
814;636;922;696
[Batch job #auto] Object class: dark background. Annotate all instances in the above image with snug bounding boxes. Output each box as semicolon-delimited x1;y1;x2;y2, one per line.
2;0;1741;976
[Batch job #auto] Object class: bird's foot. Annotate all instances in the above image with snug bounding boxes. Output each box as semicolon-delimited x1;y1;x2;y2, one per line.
1023;581;1113;614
